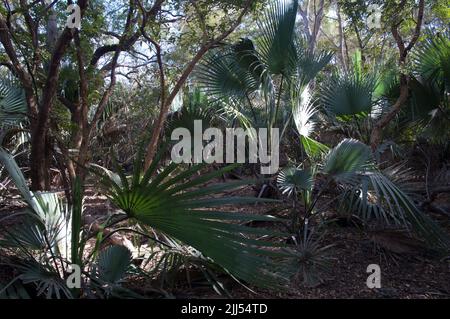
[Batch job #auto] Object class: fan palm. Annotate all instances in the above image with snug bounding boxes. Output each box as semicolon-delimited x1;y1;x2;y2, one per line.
0;79;28;149
197;0;332;139
90;147;296;289
292;85;329;159
0;79;27;127
413;30;450;92
320;32;450;146
408;31;450;144
278;139;450;252
0;148;138;298
321;70;377;119
164;88;223;144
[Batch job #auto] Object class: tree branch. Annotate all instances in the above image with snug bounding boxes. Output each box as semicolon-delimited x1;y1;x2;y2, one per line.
143;0;253;169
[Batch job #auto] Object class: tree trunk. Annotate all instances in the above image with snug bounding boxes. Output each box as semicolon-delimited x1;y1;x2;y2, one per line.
30;128;50;190
336;1;348;72
369;0;425;151
142;2;252;170
370;75;409;151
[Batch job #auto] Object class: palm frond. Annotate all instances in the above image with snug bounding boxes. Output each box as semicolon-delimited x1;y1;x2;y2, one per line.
301;136;329;159
290;230;334;287
295;49;333;88
413;31;450;91
233;38;265;85
277;167;313;197
0;147;35;207
18;260;72;299
321;71;377;119
1;218;47;252
0;280;31;299
292;86;317;137
95;149;295;289
327;140;450;252
95;245;132;284
0;79;27;127
257;0;299;76
197;49;260;100
322;139;371;183
364;171;450;251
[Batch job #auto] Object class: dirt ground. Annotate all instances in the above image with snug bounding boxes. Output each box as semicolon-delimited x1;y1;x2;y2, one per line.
1;180;449;299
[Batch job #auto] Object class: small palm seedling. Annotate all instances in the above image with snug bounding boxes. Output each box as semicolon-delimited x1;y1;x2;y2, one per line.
291;227;334;287
277;166;314;233
290;70;450;253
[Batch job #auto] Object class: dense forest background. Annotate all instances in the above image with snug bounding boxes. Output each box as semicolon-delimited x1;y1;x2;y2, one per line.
0;0;449;299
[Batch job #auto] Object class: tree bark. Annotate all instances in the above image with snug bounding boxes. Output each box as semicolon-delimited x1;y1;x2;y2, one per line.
30;28;75;190
1;1;88;190
369;0;425;151
336;1;348;72
142;0;252;170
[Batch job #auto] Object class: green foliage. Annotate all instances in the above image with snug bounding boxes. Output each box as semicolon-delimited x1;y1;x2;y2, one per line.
278;138;450;253
413;31;450;91
198;0;332;133
0;79;27;128
0;147;140;298
95;245;132;284
94;147;295;289
165;88;222;142
291;230;333;287
0;280;31;299
0;147;34;206
395;31;450;144
322;139;371;182
321;70;377;119
198;46;260;100
257;0;299;76
1;0;450;300
278;167;313;197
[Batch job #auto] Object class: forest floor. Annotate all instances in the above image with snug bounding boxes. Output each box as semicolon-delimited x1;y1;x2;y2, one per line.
1;175;449;299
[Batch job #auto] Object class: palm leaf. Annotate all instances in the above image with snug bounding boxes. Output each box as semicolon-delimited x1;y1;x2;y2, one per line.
363;171;449;251
96;245;132;284
277;167;313;197
96;151;294;288
0;147;35;207
0;79;27;127
327;140;450;252
292;86;318;137
413;31;450;91
233;38;265;85
301;135;329;159
257;0;299;76
322;139;371;182
321;71;377;119
0;280;31;299
197;49;260;100
295;49;333;88
18;260;72;299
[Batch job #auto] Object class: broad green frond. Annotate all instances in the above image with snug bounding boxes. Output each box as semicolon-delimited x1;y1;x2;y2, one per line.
96;245;132;284
277;167;313;197
321;71;377;119
197;49;259;100
257;0;299;76
0;79;27;127
413;31;450;91
322;139;371;182
97;152;294;289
